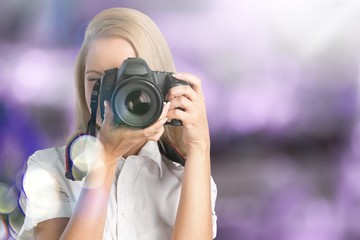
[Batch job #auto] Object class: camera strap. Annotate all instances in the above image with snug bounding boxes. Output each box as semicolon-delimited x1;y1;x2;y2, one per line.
87;80;101;136
157;141;186;167
65;80;100;180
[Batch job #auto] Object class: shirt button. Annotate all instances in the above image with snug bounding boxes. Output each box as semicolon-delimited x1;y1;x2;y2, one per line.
122;211;128;217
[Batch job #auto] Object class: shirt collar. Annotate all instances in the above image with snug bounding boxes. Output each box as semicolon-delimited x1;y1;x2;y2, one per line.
138;141;163;177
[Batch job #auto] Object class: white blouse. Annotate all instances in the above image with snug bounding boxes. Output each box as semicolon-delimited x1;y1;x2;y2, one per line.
17;141;217;239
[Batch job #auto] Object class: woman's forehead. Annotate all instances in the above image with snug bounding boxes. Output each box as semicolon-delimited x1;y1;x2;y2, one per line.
85;38;136;73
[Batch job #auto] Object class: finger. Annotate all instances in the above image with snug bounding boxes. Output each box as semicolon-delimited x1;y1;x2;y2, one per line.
147;126;165;141
167;108;189;125
173;73;203;95
166;85;197;102
169;95;192;111
159;102;171;120
142;117;168;137
153;117;168;128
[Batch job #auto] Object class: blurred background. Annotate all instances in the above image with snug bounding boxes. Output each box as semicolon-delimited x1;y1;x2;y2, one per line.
1;0;360;239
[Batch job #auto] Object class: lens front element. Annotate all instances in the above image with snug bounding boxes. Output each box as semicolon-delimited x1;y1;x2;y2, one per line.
112;78;163;128
125;90;151;116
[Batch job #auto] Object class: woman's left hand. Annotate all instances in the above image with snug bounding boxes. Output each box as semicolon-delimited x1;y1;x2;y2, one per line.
166;73;210;151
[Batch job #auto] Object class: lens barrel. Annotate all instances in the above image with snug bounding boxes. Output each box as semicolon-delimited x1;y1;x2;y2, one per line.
111;78;163;128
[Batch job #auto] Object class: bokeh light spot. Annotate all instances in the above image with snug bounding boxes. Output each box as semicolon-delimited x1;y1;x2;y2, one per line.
0;183;18;214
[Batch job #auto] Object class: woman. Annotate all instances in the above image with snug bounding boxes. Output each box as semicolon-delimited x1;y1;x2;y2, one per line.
18;7;217;240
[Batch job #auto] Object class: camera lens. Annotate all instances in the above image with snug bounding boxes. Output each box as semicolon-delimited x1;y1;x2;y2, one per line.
125;90;151;116
112;78;163;128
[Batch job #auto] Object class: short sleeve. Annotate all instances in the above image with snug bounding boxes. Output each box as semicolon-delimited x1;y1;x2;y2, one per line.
210;176;218;239
17;153;72;240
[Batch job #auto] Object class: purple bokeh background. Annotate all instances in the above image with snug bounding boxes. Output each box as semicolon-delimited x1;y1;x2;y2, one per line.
1;0;360;239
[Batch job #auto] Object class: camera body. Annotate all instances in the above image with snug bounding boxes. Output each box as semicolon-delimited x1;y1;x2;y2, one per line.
99;57;187;128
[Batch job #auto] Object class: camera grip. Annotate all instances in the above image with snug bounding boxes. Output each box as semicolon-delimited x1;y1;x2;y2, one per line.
165;104;184;126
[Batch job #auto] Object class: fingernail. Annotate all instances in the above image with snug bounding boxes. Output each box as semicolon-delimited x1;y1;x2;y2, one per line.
173;73;182;78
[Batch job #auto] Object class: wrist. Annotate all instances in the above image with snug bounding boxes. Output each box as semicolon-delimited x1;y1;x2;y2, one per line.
186;141;210;154
96;141;123;165
83;148;118;188
185;143;210;164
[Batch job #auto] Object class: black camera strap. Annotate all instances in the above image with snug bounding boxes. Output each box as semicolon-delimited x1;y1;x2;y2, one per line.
87;80;101;136
157;141;186;167
65;80;100;180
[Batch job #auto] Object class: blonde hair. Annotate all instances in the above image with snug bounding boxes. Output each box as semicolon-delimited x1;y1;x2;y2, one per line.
74;8;185;154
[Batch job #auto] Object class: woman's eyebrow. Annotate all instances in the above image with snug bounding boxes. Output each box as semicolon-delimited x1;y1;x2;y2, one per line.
85;70;103;75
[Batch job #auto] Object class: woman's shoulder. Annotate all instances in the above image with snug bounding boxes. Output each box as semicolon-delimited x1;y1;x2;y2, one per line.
27;146;66;170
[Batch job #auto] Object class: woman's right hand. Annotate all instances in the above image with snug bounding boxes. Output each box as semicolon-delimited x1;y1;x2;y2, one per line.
97;101;170;163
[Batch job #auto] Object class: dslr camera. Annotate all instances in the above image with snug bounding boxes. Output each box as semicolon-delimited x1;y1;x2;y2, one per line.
100;57;187;128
